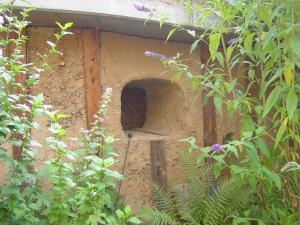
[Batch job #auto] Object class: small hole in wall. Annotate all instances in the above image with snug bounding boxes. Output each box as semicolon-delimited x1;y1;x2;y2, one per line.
121;87;147;130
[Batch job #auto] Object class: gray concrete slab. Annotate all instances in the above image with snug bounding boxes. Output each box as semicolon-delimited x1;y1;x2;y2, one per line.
6;0;199;42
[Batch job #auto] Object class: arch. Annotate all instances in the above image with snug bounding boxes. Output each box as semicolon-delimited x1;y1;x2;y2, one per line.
121;78;186;136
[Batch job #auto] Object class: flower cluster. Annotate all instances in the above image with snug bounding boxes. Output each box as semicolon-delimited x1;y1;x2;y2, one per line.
134;4;152;13
209;144;223;154
144;51;167;61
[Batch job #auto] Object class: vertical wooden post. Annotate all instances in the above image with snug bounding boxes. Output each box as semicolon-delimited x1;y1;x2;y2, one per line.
200;43;217;146
82;29;102;129
10;30;27;160
150;140;167;190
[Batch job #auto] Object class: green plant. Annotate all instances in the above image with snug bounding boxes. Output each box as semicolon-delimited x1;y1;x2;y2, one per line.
138;0;300;223
43;89;140;225
140;151;250;225
0;1;140;224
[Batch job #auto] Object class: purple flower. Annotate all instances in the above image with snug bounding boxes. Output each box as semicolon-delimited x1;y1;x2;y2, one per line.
145;51;166;61
134;4;152;13
224;0;229;4
210;144;223;154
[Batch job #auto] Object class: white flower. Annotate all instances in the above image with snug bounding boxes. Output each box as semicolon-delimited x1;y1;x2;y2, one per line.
105;87;112;94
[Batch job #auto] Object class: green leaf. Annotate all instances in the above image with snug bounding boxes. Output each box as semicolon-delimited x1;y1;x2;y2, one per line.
244;143;260;168
286;88;298;119
261;166;281;190
63;22;73;30
240;116;256;135
159;17;166;28
275;118;288;147
55;21;64;30
128;217;142;224
263;86;281;118
244;33;255;52
166;27;178;43
105;136;114;144
258;220;266;225
242;131;253;139
214;162;222;178
228;145;239;159
190;39;201;53
213;96;222;113
289;35;300;57
209;33;220;60
116;209;124;219
124;205;132;214
255;137;270;159
216;52;224;68
82;170;96;177
284;65;293;85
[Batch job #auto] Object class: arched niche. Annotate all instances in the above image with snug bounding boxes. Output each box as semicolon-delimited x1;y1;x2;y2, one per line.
121;78;186;136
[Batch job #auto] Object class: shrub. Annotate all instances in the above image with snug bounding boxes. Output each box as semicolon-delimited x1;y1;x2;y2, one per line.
140;151;250;225
0;1;140;224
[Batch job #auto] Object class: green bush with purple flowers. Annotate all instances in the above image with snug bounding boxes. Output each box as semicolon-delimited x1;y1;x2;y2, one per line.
139;0;300;224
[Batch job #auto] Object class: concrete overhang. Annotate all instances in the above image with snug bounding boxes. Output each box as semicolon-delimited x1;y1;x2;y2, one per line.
9;0;199;43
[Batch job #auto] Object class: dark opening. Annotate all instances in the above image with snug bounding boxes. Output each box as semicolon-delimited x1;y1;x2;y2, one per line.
121;87;147;130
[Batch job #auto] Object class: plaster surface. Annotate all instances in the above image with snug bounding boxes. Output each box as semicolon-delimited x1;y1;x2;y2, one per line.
0;27;202;211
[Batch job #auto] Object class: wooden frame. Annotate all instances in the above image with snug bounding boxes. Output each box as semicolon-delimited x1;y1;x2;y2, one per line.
82;29;102;129
150;140;167;190
200;43;217;146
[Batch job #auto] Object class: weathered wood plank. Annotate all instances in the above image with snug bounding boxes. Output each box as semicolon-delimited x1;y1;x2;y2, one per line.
10;30;27;160
150;140;167;190
200;43;217;146
82;29;101;129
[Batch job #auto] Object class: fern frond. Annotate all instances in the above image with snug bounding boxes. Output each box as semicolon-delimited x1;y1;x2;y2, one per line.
152;183;177;215
187;176;208;222
141;151;250;225
198;163;214;183
178;150;200;179
173;184;189;212
203;176;249;225
139;208;179;225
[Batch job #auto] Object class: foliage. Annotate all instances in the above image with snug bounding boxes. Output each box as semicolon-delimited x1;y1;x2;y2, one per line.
140;151;250;225
0;1;140;224
141;0;300;223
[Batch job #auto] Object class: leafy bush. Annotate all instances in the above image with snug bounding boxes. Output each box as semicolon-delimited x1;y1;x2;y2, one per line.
0;1;140;224
140;151;250;225
137;0;300;224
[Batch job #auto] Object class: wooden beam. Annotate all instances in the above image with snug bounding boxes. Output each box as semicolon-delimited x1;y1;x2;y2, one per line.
10;30;27;160
150;140;167;190
200;43;217;146
82;29;102;129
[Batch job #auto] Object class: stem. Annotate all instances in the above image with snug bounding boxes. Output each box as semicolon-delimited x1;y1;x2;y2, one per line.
221;34;236;100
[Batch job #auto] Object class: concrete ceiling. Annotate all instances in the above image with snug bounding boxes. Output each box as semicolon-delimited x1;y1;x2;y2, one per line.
9;0;200;43
26;10;196;43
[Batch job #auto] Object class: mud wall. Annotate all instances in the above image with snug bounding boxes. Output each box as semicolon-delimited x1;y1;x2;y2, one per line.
0;26;240;211
99;32;202;209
